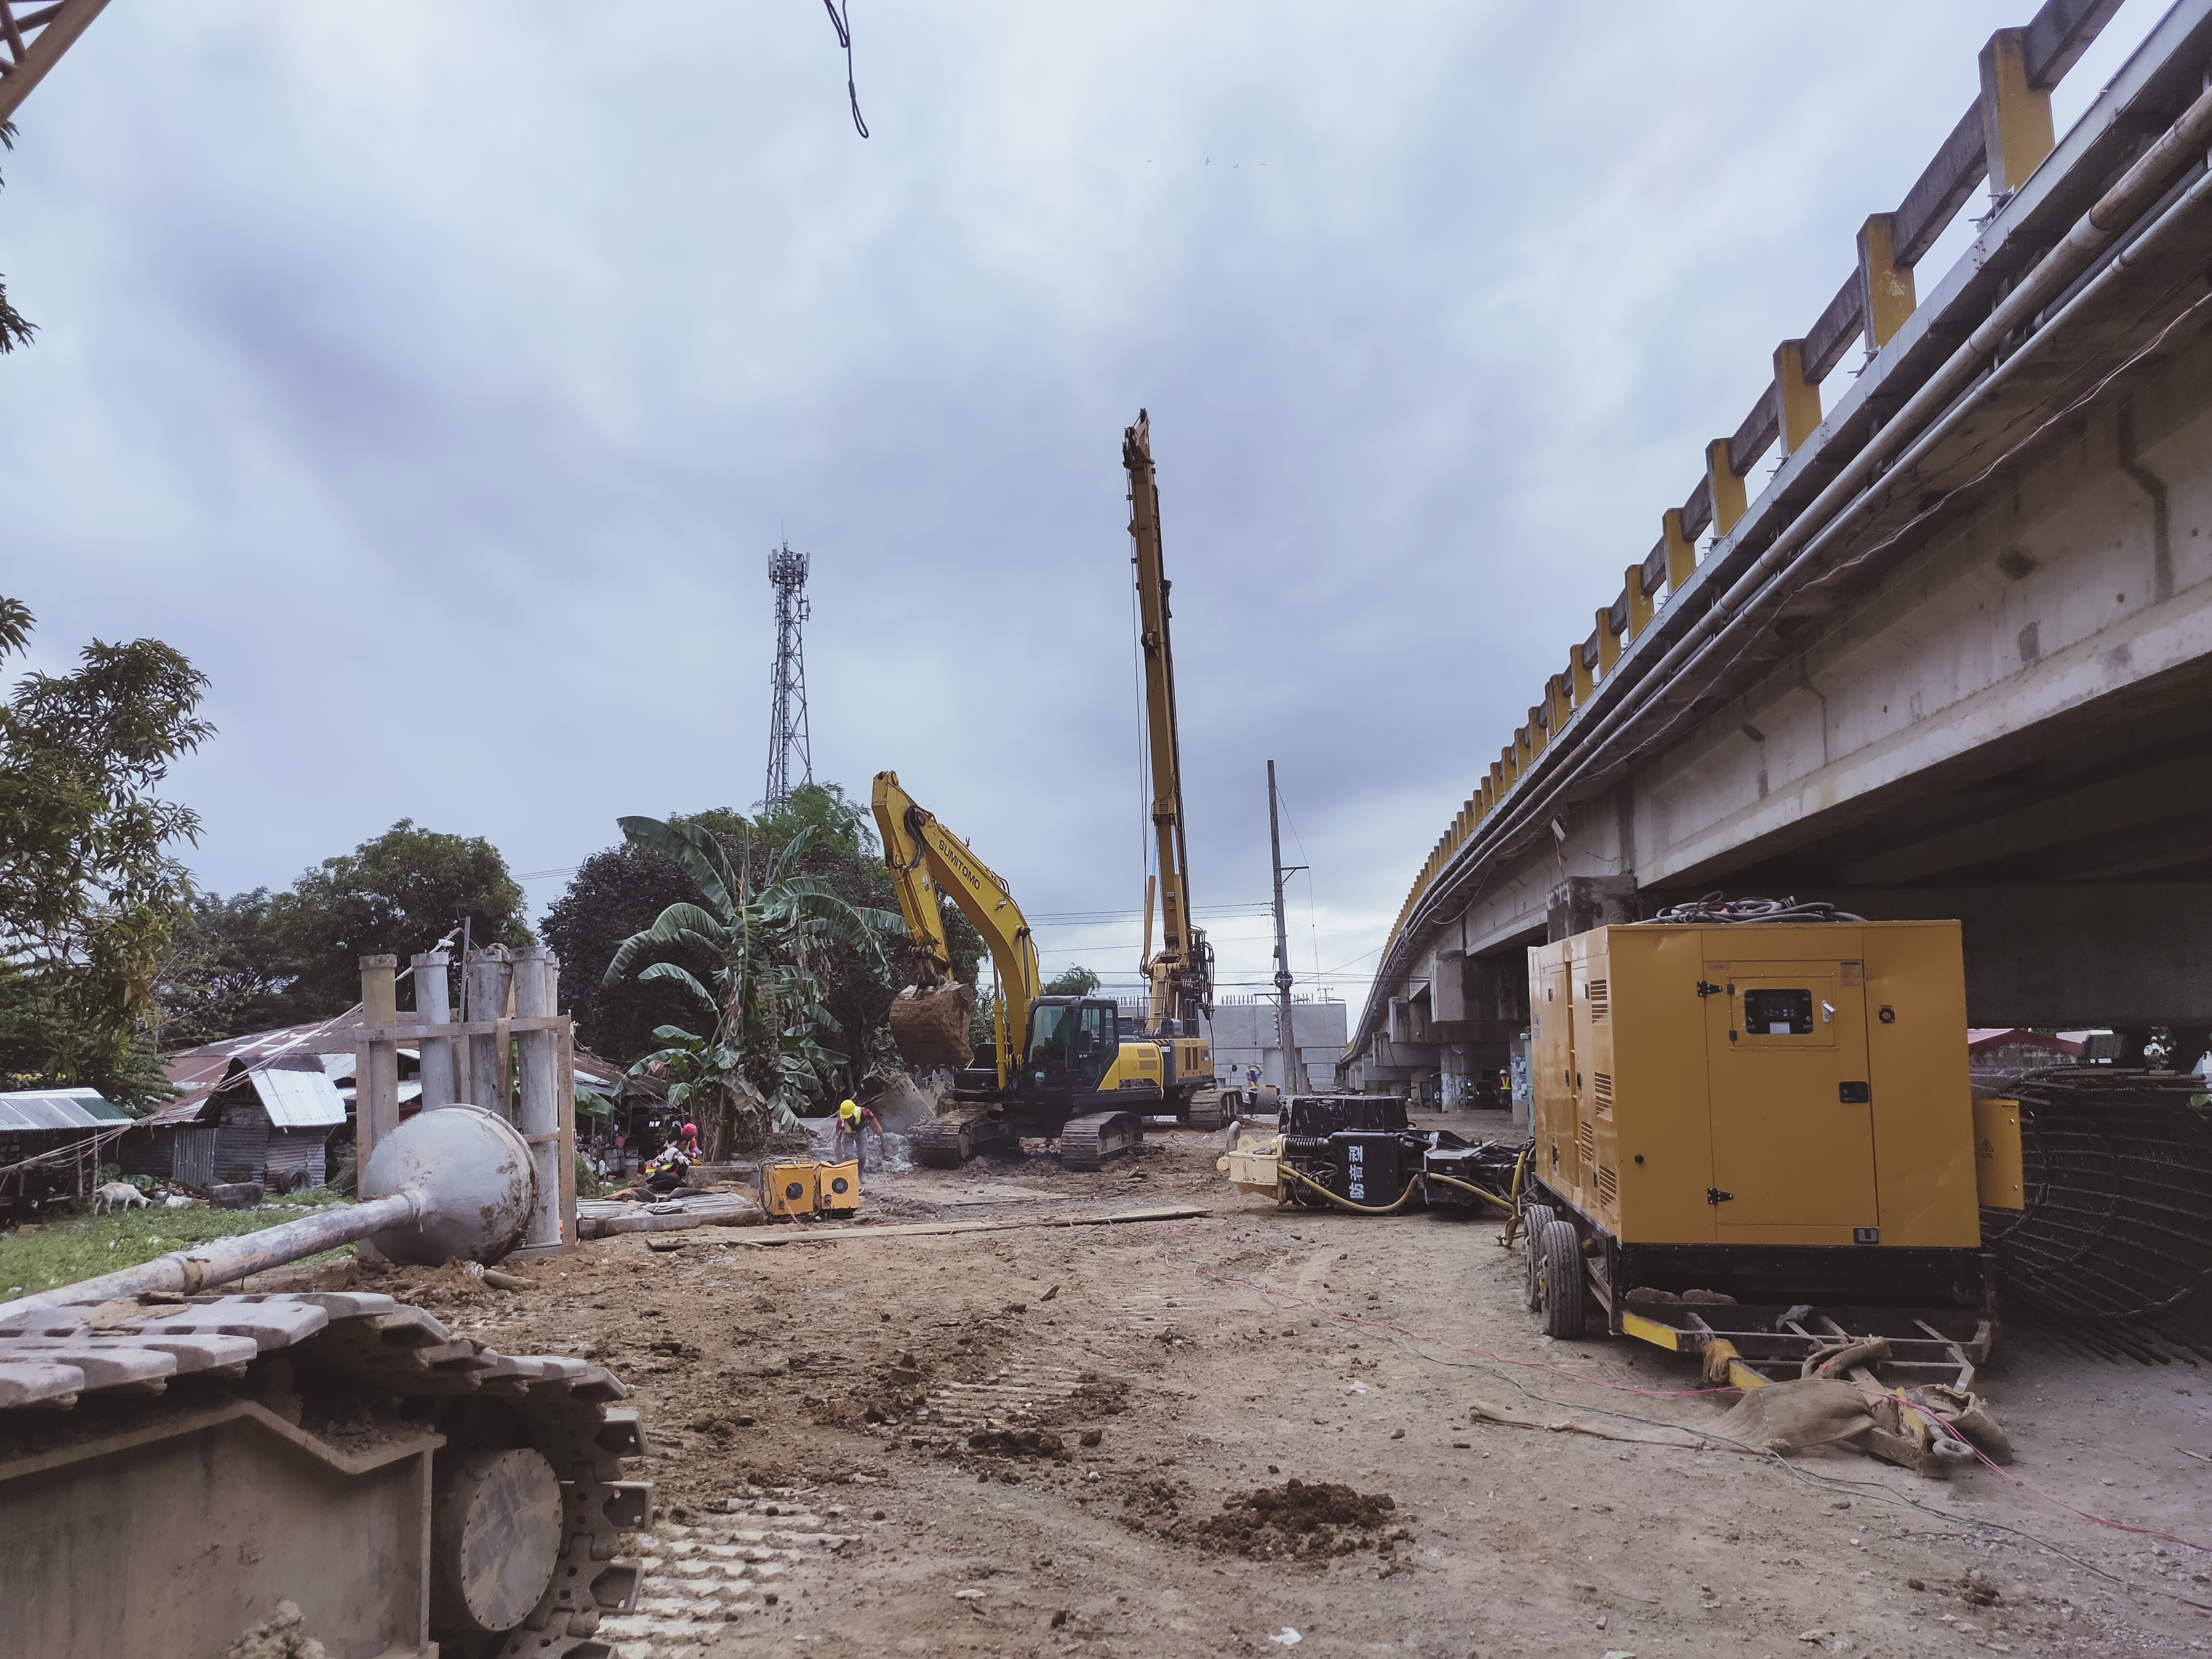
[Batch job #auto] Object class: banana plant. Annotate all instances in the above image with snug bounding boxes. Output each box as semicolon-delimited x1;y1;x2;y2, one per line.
603;815;900;1157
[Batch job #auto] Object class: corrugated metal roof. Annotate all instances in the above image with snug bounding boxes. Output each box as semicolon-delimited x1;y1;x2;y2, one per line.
153;1015;376;1126
0;1087;128;1131
245;1059;348;1129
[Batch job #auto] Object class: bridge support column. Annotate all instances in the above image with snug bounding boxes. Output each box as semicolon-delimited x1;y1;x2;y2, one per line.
1547;875;1641;942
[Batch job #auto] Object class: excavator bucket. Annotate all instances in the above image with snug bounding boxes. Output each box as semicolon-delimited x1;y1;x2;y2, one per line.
888;982;975;1071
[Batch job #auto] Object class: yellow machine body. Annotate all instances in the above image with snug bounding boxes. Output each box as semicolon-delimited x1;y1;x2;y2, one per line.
1528;920;1980;1250
1973;1097;2025;1210
817;1160;861;1213
762;1161;819;1217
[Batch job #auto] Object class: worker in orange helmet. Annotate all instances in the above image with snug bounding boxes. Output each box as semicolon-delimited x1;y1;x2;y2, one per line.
677;1121;700;1161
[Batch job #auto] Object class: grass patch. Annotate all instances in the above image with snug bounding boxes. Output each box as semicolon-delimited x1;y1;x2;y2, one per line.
0;1192;357;1302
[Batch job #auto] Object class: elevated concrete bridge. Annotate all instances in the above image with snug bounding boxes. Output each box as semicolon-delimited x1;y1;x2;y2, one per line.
1348;0;2212;1098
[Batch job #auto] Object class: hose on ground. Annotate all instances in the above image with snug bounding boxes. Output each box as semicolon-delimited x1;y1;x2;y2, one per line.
1424;1172;1517;1215
1280;1166;1422;1215
1503;1143;1532;1245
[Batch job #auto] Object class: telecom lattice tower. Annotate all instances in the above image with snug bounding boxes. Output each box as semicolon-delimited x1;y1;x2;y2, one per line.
763;542;814;812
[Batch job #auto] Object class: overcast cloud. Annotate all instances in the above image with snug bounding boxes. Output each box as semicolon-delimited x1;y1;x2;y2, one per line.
0;1;2164;1004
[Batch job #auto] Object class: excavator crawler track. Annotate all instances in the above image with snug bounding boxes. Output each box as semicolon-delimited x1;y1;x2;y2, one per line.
0;1289;649;1659
914;1109;1017;1168
1058;1110;1145;1171
1184;1088;1228;1130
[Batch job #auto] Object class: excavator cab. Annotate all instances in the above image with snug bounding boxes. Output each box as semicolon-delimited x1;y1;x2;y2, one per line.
1025;997;1121;1092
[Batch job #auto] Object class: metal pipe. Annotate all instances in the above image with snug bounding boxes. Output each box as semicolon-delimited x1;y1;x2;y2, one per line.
9;1190;423;1314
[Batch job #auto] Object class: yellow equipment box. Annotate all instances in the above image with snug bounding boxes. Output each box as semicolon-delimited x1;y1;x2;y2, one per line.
817;1160;861;1212
1523;917;2007;1380
1530;919;1980;1250
1973;1096;2025;1210
762;1161;819;1217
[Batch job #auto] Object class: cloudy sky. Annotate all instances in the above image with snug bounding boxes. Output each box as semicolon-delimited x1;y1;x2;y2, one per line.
1;1;2163;1007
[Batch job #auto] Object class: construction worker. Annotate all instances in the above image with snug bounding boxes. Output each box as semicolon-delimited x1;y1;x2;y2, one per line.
834;1096;880;1173
677;1121;701;1161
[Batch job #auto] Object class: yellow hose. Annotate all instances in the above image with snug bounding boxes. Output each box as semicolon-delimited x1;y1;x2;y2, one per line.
1503;1143;1533;1245
1280;1166;1422;1215
1424;1172;1517;1216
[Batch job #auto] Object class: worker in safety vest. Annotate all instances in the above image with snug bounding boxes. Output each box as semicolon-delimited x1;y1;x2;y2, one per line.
834;1097;880;1173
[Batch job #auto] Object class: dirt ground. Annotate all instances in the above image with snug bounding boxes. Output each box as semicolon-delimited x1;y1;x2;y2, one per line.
363;1115;2212;1659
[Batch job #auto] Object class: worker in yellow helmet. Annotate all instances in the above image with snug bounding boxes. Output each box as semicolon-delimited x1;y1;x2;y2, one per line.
834;1095;880;1174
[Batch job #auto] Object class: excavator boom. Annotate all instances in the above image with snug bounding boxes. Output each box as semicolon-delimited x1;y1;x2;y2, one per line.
873;769;1041;1088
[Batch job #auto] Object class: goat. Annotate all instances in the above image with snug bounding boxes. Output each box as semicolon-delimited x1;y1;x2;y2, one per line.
92;1181;149;1214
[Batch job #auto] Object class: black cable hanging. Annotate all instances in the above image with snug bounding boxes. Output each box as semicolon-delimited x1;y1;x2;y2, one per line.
821;0;869;138
1647;892;1867;925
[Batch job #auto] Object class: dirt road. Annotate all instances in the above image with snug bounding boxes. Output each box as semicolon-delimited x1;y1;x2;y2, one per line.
366;1122;2212;1658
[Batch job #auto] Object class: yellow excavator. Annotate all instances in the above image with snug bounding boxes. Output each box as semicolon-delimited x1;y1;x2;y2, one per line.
874;771;1212;1167
1123;410;1220;1120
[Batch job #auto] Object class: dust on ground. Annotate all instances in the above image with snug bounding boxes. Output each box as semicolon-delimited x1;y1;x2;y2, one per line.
366;1113;2212;1657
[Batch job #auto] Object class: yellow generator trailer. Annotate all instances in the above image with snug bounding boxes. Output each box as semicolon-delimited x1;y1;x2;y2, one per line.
1522;917;2020;1388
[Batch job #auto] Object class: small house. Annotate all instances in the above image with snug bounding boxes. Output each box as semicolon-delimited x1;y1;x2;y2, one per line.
208;1057;347;1189
128;1055;346;1191
0;1086;132;1222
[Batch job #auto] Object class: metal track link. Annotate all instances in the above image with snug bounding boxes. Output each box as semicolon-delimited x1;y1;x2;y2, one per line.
913;1109;1017;1169
1184;1089;1227;1130
0;1291;651;1658
1058;1110;1144;1172
913;1118;973;1169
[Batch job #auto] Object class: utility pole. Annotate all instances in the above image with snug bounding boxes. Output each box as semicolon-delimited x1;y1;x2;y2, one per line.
763;543;813;812
1268;761;1308;1098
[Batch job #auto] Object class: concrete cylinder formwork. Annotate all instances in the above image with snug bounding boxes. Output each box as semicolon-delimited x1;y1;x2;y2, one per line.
413;949;456;1109
465;949;513;1117
511;947;561;1249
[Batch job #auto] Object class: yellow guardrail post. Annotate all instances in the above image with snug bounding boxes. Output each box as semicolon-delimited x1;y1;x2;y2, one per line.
1706;438;1747;537
1774;337;1822;456
1624;564;1653;640
1662;508;1696;594
1857;212;1916;350
1979;27;2055;197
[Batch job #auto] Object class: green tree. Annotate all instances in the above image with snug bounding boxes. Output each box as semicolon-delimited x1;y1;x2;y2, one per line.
750;781;874;856
604;816;901;1157
541;842;717;1063
0;596;211;1108
1042;965;1102;997
547;783;972;1087
267;820;531;1017
0;124;35;355
153;889;299;1048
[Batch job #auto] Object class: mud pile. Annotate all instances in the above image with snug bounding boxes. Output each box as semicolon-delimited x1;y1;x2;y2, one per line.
967;1427;1069;1460
1161;1479;1408;1561
887;983;975;1070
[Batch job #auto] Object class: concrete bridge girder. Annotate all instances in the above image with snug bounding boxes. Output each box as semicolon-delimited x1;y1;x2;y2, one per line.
1350;13;2212;1080
1357;257;2212;1070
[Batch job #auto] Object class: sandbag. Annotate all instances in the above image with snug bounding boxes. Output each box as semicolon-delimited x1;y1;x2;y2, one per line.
888;982;975;1071
1715;1377;1875;1452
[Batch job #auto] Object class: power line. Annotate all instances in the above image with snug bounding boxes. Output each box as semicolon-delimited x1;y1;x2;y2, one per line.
818;1;869;138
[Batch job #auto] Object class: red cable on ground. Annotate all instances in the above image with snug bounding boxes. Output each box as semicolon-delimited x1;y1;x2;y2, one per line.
1884;1396;2212;1556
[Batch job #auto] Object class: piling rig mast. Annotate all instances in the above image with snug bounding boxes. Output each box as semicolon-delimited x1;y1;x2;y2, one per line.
1123;412;1216;1087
